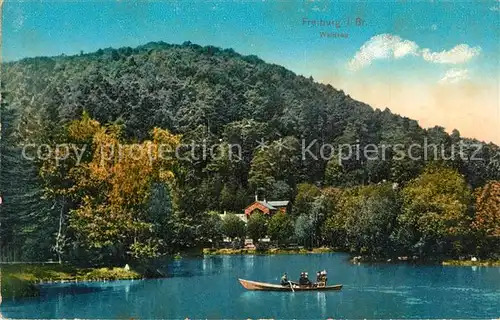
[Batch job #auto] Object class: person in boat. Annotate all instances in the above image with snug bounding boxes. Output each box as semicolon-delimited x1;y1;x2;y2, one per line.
299;272;312;286
298;272;306;285
304;272;312;286
316;271;321;283
280;273;289;286
321;270;328;285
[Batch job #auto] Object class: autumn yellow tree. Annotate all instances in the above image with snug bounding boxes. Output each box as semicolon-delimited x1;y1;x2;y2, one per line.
41;113;181;263
472;181;500;257
397;166;473;257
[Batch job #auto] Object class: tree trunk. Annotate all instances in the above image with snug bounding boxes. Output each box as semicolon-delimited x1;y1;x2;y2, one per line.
55;196;65;264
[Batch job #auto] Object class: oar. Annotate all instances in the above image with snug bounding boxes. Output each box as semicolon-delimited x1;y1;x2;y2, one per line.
289;281;294;292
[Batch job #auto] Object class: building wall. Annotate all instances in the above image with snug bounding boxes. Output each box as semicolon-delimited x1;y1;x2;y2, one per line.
219;213;247;223
244;202;271;216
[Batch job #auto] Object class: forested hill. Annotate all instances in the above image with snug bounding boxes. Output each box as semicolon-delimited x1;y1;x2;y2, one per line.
1;41;499;262
3;41;499;186
4;41;376;141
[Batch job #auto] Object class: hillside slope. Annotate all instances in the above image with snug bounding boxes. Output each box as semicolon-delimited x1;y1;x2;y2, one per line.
2;41;499;212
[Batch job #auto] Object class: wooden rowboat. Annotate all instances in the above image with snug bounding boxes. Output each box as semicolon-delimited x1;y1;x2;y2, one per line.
238;278;343;292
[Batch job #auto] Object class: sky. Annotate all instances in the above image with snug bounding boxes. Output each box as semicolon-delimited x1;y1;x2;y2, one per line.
2;0;499;143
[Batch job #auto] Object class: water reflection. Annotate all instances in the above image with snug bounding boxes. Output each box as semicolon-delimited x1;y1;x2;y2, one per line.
166;257;224;278
2;253;499;319
222;255;231;270
40;279;143;300
316;292;326;315
202;257;208;271
245;255;255;271
40;283;107;296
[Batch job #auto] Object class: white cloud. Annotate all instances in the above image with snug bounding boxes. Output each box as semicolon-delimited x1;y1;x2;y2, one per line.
439;68;469;84
422;44;481;64
347;34;419;71
348;34;481;71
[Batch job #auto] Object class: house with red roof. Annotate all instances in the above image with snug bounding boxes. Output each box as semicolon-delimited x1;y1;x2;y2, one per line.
244;195;290;218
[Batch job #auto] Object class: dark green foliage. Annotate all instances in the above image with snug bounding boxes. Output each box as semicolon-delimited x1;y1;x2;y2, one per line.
341;183;400;256
246;212;268;244
396;166;473;257
4;43;499;204
1;42;499;262
293;183;321;216
0;88;56;261
268;212;294;246
294;214;316;249
198;211;224;247
221;213;246;240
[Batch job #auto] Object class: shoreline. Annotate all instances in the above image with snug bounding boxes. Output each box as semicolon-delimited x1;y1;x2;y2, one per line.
202;248;500;267
441;260;500;267
202;247;335;255
1;264;142;300
349;255;500;267
4;253;498;300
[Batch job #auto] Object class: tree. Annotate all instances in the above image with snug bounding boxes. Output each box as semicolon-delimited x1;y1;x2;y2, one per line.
341;183;400;256
43;114;181;263
268;212;294;246
472;181;500;258
147;182;174;251
324;160;345;187
198;211;224;247
473;181;500;237
221;213;246;240
294;214;315;249
267;180;292;201
248;137;301;195
2;41;500;263
0;88;54;262
397;166;472;257
309;196;330;247
293;183;321;216
319;187;344;247
246;212;268;245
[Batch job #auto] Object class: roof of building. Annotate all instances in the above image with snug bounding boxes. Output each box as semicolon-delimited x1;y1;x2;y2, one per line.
266;200;289;207
244;200;290;214
257;201;276;210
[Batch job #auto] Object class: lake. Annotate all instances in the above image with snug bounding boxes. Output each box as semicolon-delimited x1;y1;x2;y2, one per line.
1;253;499;319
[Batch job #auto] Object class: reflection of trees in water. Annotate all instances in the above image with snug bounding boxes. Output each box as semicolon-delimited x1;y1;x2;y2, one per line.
167;257;226;278
272;290;330;318
41;283;107;296
125;282;130;301
316;292;326;315
23;280;144;317
39;279;142;302
222;255;231;270
243;255;255;271
202;256;223;272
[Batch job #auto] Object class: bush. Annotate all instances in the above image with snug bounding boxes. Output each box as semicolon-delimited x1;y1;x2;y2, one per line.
268;212;294;246
221;213;246;240
247;212;268;244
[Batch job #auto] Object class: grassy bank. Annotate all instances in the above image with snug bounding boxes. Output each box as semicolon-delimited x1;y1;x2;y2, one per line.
202;247;335;255
441;260;500;267
1;264;142;300
349;255;500;267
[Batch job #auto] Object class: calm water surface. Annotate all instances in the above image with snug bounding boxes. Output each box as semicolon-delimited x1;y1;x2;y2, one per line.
2;253;500;318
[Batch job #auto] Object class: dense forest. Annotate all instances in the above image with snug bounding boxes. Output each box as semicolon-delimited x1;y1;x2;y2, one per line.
0;41;499;265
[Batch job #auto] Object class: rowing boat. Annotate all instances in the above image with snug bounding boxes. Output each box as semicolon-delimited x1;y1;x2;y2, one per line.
238;278;343;291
